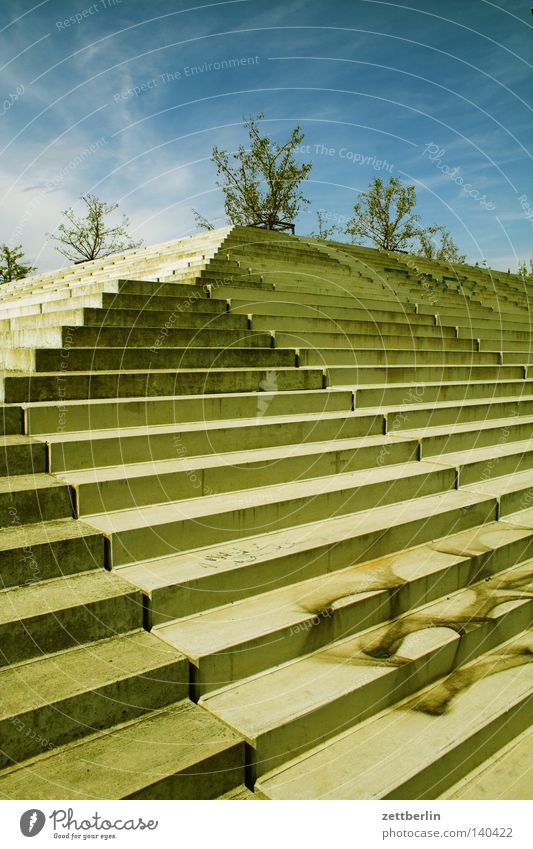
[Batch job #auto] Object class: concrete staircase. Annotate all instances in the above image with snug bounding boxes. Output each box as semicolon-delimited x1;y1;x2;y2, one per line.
0;225;532;800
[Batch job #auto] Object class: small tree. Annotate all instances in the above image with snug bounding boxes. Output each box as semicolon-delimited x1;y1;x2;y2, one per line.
518;259;533;282
345;177;424;251
0;244;35;283
417;226;466;264
192;209;215;231
310;210;339;240
48;194;142;263
212;113;312;231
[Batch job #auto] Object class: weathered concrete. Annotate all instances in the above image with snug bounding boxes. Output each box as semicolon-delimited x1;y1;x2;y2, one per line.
0;225;531;799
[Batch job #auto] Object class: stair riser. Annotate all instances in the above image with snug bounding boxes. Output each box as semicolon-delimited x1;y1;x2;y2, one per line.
73;439;417;514
420;420;533;456
0;407;23;436
388;399;533;431
0;328;272;351
49;413;382;472
217;289;420;316
0;591;142;667
302;350;499;367
0;442;46;476
10;309;249;332
253;315;454;337
0;487;72;528
22;348;295;373
0;659;188;769
458;450;533;485
357;380;531;408
125;745;246;800
0;530;104;590
276;332;477;351
24;390;353;435
329;365;524;387
2;369;323;404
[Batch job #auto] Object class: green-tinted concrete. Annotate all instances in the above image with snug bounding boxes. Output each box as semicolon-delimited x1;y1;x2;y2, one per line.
1;224;532;800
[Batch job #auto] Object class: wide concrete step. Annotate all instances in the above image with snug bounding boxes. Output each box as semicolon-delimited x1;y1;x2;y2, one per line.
385;394;533;431
464;468;533;517
9;307;250;332
275;330;478;351
439;725;533;799
0;278;210;311
219;288;422;317
354;378;533;408
118;489;498;623
255;630;533;798
1;366;323;403
438;438;533;485
0;473;73;526
442;312;532;332
0;326;273;351
0;630;188;769
4;346;295;373
60;434;418;514
42;408;381;472
397;415;533;457
88;460;457;567
0;517;104;590
328;363;524;387
201;565;533;780
23;388;353;435
252;313;454;338
0;700;245;800
460;325;533;343
155;518;533;696
0;570;143;666
235;299;426;325
0;291;227;320
301;348;499;367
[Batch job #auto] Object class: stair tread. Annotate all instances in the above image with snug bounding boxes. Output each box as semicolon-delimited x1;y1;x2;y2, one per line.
118;488;495;588
154;546;467;659
154;517;533;659
200;563;532;738
396;414;533;440
0;699;243;800
435;437;533;466
440;726;533;799
0;570;139;625
0;630;184;719
0;517;100;553
0;473;66;494
255;631;533;799
463;467;533;496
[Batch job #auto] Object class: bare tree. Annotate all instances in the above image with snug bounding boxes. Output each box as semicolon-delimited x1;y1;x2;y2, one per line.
48;194;142;262
192;209;215;231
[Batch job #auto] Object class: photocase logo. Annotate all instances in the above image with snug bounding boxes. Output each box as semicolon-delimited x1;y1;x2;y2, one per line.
20;810;46;837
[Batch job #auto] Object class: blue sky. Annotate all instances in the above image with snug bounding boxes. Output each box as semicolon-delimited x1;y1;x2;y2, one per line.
0;0;531;271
